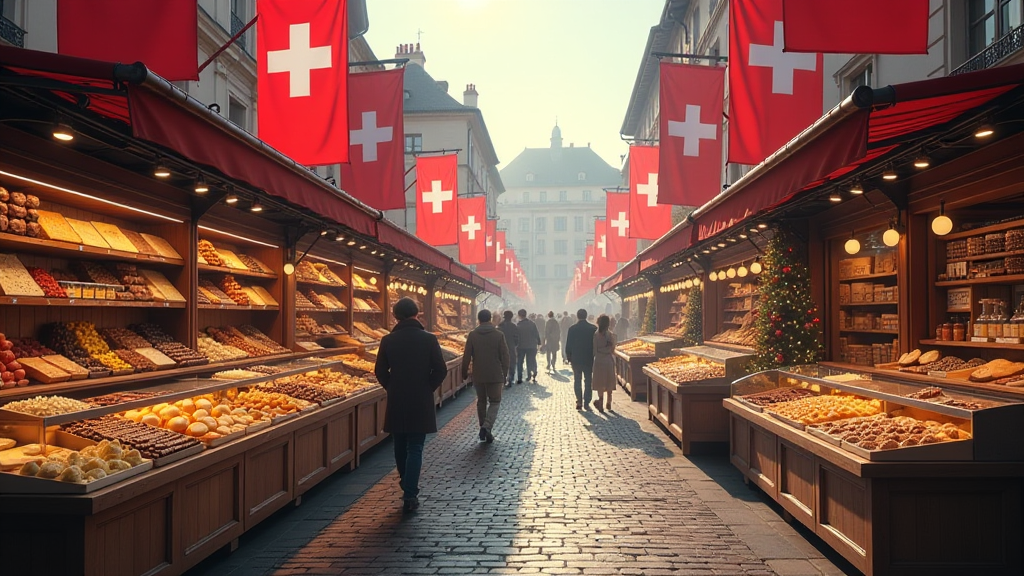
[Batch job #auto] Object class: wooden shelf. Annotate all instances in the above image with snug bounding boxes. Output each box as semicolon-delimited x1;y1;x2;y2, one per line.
296;279;347;289
723;293;759;299
919;338;1024;351
296;307;347;313
724;308;752;313
352;287;380;294
942;218;1024;240
0;296;185;309
840;301;898;306
936;274;1024;287
198;263;277;279
0;233;185;267
946;249;1024;264
352;309;382;314
840;329;899;335
838;272;898;282
198;304;280;311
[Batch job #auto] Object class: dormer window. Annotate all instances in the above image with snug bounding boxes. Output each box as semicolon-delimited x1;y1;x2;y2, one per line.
578;172;586;181
526;173;535;182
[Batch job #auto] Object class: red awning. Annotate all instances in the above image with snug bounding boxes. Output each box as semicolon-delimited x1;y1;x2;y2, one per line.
640;222;694;272
376;220;453;272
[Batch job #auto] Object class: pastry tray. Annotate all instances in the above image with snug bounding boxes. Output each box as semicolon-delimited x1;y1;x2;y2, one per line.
805;426;842;446
734;397;767;413
55;430;204;467
841;438;973;461
245;420;272;435
766;411;807;431
202;429;244;448
0;459;153;494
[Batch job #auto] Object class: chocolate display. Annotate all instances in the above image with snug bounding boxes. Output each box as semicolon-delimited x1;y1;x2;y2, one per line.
60;416;201;459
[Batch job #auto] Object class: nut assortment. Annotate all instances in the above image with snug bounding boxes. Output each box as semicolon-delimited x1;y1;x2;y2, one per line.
85;391;167;406
197;335;248;362
739;388;815;407
813;413;972;450
616;339;655;356
61;416;201;459
648;356;725;383
766;395;883;426
238;253;272;274
2;395;94;417
232;389;312;417
901;356;985;374
100;327;152;350
256;380;346;404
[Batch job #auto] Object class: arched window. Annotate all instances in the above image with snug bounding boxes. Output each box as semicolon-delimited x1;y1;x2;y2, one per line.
578;172;586;181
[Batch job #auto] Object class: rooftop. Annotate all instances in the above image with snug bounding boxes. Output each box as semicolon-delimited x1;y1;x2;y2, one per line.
500;125;621;188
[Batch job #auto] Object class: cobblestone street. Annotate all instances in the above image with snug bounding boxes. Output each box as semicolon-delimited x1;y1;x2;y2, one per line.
188;369;854;576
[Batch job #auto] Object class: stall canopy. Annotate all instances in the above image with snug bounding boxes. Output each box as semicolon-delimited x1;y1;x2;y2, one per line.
0;45;498;295
601;62;1024;292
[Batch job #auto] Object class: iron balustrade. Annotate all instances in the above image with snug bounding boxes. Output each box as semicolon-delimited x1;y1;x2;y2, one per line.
952;24;1024;75
0;12;25;48
230;11;250;55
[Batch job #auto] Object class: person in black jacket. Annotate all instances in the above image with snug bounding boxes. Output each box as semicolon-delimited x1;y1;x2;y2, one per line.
564;308;598;410
374;298;447;513
515;309;542;383
497;311;520;387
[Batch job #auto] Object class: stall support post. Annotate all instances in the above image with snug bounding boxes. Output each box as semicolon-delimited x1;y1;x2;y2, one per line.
424;277;439;331
383;263;394;327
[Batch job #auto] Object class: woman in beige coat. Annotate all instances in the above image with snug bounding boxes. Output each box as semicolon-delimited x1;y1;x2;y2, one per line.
591;314;617;412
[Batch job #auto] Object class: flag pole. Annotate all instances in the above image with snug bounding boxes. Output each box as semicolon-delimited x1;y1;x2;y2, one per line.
198;15;258;74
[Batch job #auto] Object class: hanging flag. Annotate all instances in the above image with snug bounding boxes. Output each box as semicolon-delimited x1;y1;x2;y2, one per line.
782;0;928;55
592;220;619;279
57;0;199;81
494;231;508;281
659;63;725;207
729;0;823;165
340;68;405;210
457;197;487;265
257;0;348;165
628;146;673;239
476;219;498;273
415;155;459;245
584;245;596;281
605;192;637;263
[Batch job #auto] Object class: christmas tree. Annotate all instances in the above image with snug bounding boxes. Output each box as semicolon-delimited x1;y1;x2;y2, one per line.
640;297;656;335
680;286;703;346
751;229;823;371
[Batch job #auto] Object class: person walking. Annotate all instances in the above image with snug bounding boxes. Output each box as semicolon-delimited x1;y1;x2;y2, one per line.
559;311;573;364
618;314;631;340
497;310;519;387
515;309;541;383
462;309;510;444
564;308;597;410
592;314;617;412
374;298;447;513
542;311;561;372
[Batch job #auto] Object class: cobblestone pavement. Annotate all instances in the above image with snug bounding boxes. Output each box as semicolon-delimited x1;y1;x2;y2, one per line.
188;367;855;576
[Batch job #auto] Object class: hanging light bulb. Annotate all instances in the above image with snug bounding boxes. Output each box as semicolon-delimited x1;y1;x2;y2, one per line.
932;200;953;235
845;231;861;255
194;176;209;194
882;166;898;181
726;267;737;278
283;263;296;276
975;123;995;138
684;279;693;289
249;202;264;213
717;270;726;280
693;277;701;287
829;191;842;203
153;164;171;178
52;122;75;142
757;223;768;230
883;223;901;247
849;182;864;195
738;265;749;278
913;155;931;169
225;194;239;204
709;271;718;282
750;260;762;274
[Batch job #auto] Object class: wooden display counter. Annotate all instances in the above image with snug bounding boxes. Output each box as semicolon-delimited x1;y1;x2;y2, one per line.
0;386;384;576
725;398;1024;575
613;349;655;401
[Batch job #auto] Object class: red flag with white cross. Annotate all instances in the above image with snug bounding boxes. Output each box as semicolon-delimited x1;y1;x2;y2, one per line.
782;0;928;55
493;230;508;280
457;197;486;265
340;68;405;210
605;192;637;263
592;219;619;279
628;145;672;239
729;0;823;165
659;63;725;207
257;0;349;165
415;155;459;245
476;219;498;274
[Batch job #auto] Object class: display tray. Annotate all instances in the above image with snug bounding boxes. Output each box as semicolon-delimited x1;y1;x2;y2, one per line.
806;425;841;446
245;419;272;435
840;437;973;462
201;429;245;448
54;430;205;467
767;410;806;431
0;458;153;494
734;396;767;413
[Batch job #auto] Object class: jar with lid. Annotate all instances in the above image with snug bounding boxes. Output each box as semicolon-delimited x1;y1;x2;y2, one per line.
991;299;1008;339
953;316;966;341
940;322;953;341
974;299;990;339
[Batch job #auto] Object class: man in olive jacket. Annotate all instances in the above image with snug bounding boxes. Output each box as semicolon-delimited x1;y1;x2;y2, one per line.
462;309;510;443
564;308;598;410
374;298;447;513
497;310;520;387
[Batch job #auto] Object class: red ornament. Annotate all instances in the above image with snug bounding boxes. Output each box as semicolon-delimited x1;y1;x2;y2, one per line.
804;322;813;330
776;353;785;363
782;266;792;274
813;318;821;323
775;330;783;337
772;276;779;283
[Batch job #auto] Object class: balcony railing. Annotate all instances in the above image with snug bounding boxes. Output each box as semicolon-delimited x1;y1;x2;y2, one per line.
952;24;1024;76
0;14;25;48
230;12;250;55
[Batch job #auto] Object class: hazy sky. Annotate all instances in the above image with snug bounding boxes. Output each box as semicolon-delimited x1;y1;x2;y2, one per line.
363;0;665;170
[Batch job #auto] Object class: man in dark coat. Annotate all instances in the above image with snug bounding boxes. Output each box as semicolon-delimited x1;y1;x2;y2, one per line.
374;298;447;513
515;309;542;383
564;308;598;410
497;310;520;387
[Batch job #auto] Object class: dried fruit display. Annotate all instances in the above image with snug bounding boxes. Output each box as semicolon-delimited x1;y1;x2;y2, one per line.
197;334;248;362
10;338;55;358
294;261;321;283
114;349;157;372
766;395;883;426
237;253;271;274
351;273;379;292
128;323;209;367
27;267;67;298
199;279;234;304
0;333;30;388
232;389;312;417
70;261;120;286
333;353;376;374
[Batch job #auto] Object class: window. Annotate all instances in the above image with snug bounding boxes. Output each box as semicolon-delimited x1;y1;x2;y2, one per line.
574;239;585;256
574;216;585;232
578;172;586;181
1;0;14;20
536;265;546;279
554;264;567;279
539;191;547;202
847;63;873;94
582;190;592;201
228;97;247;129
554;240;568;255
554;217;567;232
518;218;530;232
559;190;567;202
523;191;530;203
526;173;535;182
519;240;529;254
535;217;546;232
968;0;1021;57
404;134;422;153
536;239;546;255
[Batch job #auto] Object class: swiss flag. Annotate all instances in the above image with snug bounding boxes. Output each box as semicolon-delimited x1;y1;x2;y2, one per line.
257;0;348;166
340;69;405;210
783;0;928;55
415;155;459;245
585;245;596;281
592;219;619;279
457;197;487;265
628;146;672;239
729;0;823;165
493;231;508;280
605;192;637;263
659;63;725;207
57;0;198;81
476;219;498;274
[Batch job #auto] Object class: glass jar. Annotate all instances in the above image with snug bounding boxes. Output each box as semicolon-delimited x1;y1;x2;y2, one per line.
953;317;966;341
974;299;989;339
941;323;953;340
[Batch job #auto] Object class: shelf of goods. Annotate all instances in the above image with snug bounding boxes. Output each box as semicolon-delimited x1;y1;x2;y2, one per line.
292;259;353;353
0;355;390;576
834;244;900;367
708;281;760;350
435;300;468;332
643;345;753;454
725;365;1024;575
660;291;688;336
613;338;658;401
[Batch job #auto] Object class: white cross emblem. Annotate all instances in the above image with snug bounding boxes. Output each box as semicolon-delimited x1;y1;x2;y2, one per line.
636;173;660;207
597;234;607;258
587;256;593;273
495;241;504;263
748;21;817;95
485;234;493;247
266;23;333;98
461;215;481;240
421;180;453;214
350;111;393;162
610;211;630;237
668;105;717;156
